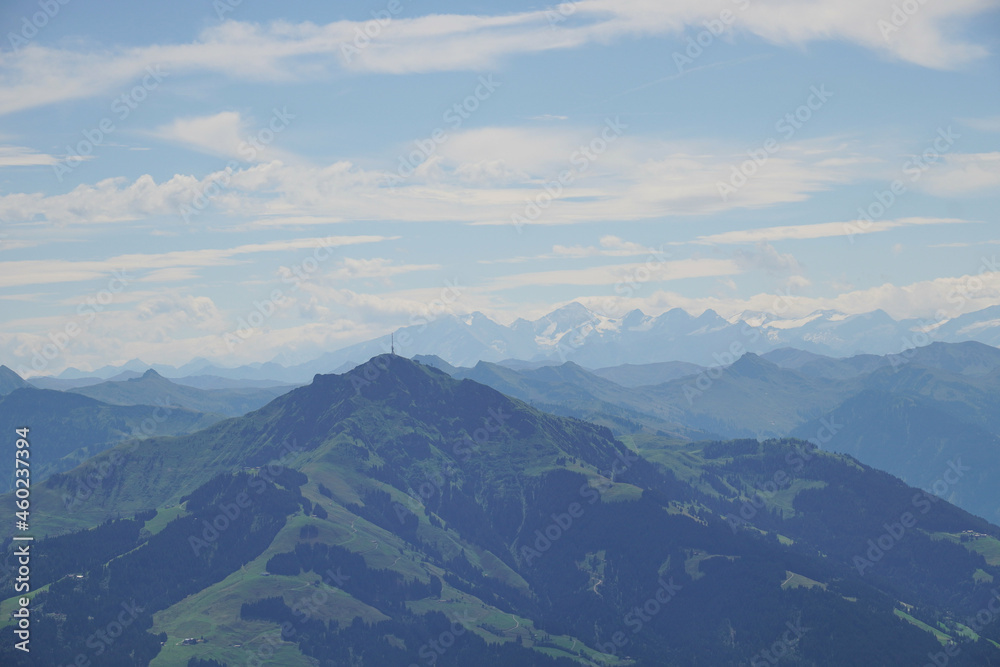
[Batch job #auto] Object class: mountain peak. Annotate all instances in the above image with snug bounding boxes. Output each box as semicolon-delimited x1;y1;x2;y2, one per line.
0;365;30;396
313;354;449;396
657;307;694;323
412;354;458;375
728;352;781;378
551;301;591;315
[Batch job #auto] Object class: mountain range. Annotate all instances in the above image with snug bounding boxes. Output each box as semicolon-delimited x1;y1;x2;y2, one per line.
67;369;296;417
2;355;1000;666
400;342;1000;525
0;370;296;496
34;303;1000;385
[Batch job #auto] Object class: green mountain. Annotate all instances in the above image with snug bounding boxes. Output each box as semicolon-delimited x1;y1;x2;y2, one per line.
3;356;999;666
792;362;1000;523
0;387;223;494
446;346;1000;525
69;369;297;417
0;365;30;396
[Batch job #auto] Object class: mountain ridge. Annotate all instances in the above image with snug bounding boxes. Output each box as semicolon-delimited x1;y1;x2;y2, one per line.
24;304;1000;384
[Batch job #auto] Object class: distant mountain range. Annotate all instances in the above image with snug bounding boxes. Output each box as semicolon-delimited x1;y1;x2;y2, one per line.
0;367;297;495
68;369;296;417
32;303;1000;384
0;386;222;495
409;341;1000;524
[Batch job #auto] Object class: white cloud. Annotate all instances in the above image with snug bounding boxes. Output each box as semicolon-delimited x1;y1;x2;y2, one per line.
322;257;441;281
484;257;743;291
930;240;1000;248
0;0;993;115
152;110;296;162
153;111;248;159
690;217;975;244
486;235;668;263
732;241;802;273
918;152;1000;196
961;116;1000;133
0;235;394;288
0;132;880;229
0;145;62;167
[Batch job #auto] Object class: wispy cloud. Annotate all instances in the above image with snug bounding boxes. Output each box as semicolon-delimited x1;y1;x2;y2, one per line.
0;132;877;228
484;257;742;291
1;0;993;115
689;217;976;245
482;235;667;264
961;116;1000;133
917;152;1000;196
0;145;62;167
0;235;394;288
151;110;296;162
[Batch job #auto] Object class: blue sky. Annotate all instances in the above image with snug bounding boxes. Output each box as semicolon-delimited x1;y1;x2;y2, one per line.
1;0;999;374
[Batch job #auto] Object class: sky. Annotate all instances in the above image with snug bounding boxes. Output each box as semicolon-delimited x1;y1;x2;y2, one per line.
0;0;999;375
